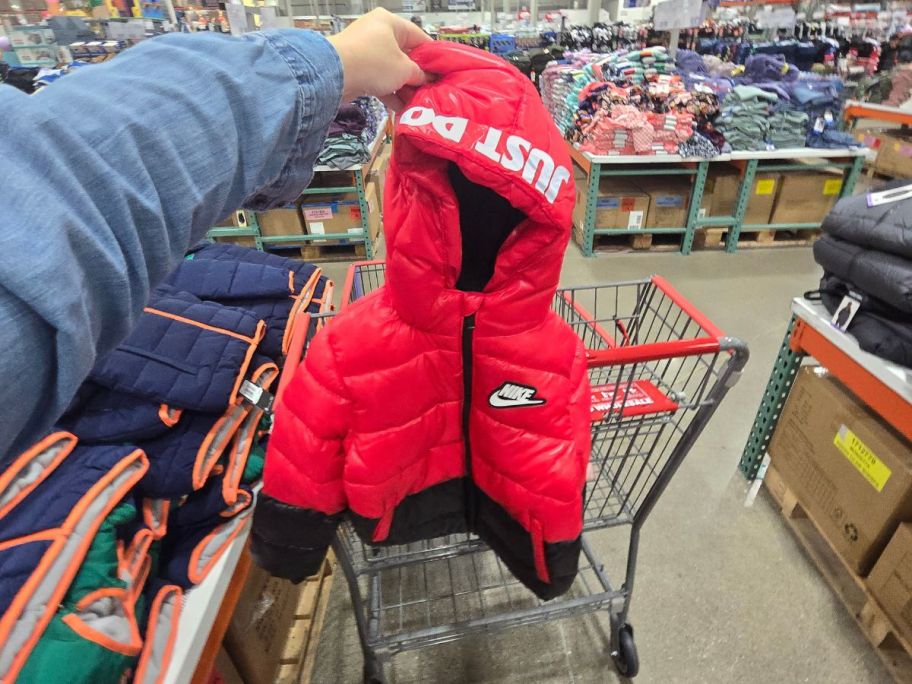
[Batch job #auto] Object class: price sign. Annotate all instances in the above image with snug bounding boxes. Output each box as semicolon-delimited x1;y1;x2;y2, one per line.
756;7;797;29
652;0;703;31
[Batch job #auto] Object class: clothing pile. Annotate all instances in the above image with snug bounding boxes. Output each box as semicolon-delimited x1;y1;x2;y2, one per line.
548;48;857;156
0;243;331;683
885;64;912;106
767;107;809;149
566;78;703;156
316;96;386;169
590;46;676;85
789;77;856;149
715;85;777;151
811;182;912;368
540;53;603;134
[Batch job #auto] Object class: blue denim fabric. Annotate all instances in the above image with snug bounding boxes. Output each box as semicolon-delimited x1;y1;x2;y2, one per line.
0;29;343;459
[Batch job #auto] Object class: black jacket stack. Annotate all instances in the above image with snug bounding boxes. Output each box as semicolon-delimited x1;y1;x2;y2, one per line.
812;180;912;368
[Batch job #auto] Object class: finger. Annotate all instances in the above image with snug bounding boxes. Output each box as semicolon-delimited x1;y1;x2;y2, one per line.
380;93;406;112
393;15;432;51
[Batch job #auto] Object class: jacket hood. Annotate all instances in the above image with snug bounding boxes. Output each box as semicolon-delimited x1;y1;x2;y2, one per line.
383;41;575;332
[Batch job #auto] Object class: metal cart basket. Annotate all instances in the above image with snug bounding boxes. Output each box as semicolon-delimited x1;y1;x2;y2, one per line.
302;261;749;683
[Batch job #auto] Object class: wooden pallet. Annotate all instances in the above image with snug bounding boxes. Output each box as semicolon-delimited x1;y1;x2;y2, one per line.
298;241;368;262
737;228;821;249
764;465;912;683
275;554;335;684
692;227;820;250
575;227;683;253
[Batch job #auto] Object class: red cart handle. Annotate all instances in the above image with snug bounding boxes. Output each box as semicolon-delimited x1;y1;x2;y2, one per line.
650;275;725;339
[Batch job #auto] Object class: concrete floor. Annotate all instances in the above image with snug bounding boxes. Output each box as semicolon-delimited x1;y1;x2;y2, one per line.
311;246;890;684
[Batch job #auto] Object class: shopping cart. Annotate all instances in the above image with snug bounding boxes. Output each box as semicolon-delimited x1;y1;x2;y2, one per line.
301;261;749;682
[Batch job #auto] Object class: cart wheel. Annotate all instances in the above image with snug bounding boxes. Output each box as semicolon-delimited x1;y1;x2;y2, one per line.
612;623;639;678
363;660;386;684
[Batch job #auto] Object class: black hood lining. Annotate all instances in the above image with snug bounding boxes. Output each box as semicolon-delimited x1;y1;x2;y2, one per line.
449;163;526;293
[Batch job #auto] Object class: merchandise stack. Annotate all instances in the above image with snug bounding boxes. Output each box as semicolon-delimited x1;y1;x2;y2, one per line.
593;46;676;85
545;47;858;156
0;244;332;683
715;85;777;151
316;95;385;169
811;183;912;367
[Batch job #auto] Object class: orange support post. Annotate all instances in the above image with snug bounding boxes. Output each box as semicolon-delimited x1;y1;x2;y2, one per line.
790;320;912;443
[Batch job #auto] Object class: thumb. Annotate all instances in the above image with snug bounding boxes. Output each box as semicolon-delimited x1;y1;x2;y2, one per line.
400;54;427;89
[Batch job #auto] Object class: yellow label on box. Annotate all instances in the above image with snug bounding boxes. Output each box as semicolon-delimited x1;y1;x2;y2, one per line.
823;179;843;196
755;179;776;195
834;425;891;492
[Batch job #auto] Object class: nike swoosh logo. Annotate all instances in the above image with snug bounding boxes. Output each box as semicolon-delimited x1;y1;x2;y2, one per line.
488;382;546;409
489;393;545;408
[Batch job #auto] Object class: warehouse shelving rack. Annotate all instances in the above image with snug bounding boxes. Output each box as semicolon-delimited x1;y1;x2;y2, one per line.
206;117;389;259
570;145;868;257
739;297;912;480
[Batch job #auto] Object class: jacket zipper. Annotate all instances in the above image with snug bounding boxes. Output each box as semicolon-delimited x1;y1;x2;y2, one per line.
461;313;476;530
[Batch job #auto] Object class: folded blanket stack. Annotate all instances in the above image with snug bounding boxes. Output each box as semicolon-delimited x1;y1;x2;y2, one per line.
317;96;386;169
591;46;676;85
767;107;809;149
715;85;777;151
567;76;700;156
812;182;912;368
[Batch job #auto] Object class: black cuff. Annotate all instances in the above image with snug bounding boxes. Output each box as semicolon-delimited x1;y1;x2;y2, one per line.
251;493;341;583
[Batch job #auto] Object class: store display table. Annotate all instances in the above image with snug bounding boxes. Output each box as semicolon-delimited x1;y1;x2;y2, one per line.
570;144;867;256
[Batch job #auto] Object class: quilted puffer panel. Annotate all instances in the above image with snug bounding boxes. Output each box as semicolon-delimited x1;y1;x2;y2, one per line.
0;539;54;616
90;292;263;412
189;242;319;282
58;383;173;444
169;250;325;360
158;475;253;588
135;408;243;499
166;259;291;301
0;445;132;544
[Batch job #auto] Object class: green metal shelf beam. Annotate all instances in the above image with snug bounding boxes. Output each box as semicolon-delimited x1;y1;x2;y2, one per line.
207;227;259;238
594;227;687;235
695;216;737;227
741;222;823;231
260;232;366;243
598;168;697;177
300;185;358;195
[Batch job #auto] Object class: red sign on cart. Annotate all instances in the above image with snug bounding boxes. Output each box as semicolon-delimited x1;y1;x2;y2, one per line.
590;380;679;422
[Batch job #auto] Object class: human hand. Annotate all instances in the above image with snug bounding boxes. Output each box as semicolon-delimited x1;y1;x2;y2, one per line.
327;8;431;111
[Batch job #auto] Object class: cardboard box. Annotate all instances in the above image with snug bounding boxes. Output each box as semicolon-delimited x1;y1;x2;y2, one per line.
875;132;912;179
301;192;375;242
13;46;57;65
224;564;302;684
572;178;650;234
213;235;257;249
769;171;842;225
853;128;886;153
365;182;382;242
216;209;248;229
867;523;912;643
9;27;55;47
709;170;779;225
635;177;690;229
769;367;912;575
368;145;391;214
257;207;304;238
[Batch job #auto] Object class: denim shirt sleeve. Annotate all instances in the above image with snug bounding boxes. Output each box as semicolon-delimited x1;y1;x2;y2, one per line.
0;29;343;459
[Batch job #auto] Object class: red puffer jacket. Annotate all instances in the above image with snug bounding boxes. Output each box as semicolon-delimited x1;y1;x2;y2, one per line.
252;41;590;599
